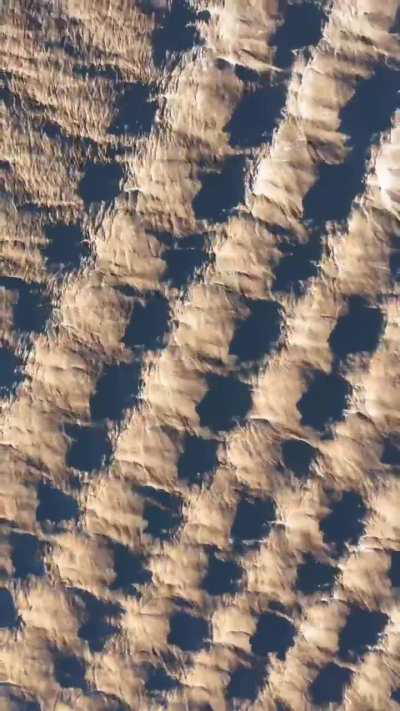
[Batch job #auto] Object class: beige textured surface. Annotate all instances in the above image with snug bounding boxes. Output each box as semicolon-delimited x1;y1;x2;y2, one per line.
0;0;400;709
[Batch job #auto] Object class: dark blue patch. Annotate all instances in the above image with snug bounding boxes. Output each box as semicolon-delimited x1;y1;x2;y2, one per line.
338;606;387;661
43;223;89;272
140;487;183;541
54;654;86;689
227;663;266;701
281;439;316;478
192;156;245;222
234;64;261;83
320;491;366;555
0;588;17;628
0;277;51;334
14;285;51;334
196;374;252;432
296;554;338;595
392;688;400;703
108;83;158;136
341;65;400;149
329;296;383;361
388;550;400;587
168;611;209;652
229;299;283;363
381;436;400;466
41;120;64;141
10;532;44;579
163;235;208;289
390;251;400;281
139;486;180;510
78;162;123;205
0;347;23;398
297;371;351;431
36;481;79;525
90;361;142;422
390;237;400;281
304;64;400;223
231;496;276;549
75;590;122;653
202;548;242;596
225;84;285;148
268;600;287;615
65;424;112;472
273;2;325;69
177;435;218;485
251;611;295;660
273;237;322;294
110;542;152;596
152;0;206;66
0;684;40;711
304;157;364;223
124;294;170;351
310;663;352;705
73;64;122;81
145;667;180;696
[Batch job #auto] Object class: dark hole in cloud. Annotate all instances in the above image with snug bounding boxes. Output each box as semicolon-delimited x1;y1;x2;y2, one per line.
320;490;366;555
0;588;17;628
140;486;183;541
281;439;317;479
234;64;261;83
381;436;400;466
54;653;86;689
273;1;325;69
73;63;122;81
152;0;207;67
227;662;266;701
36;481;79;526
229;299;284;364
163;234;208;289
296;554;338;595
0;277;51;334
310;662;352;706
273;236;322;294
202;548;242;596
110;541;152;596
328;296;383;362
10;532;44;579
14;285;51;334
388;550;400;587
0;346;23;398
338;605;387;661
43;223;89;272
90;361;142;423
75;589;122;653
304;65;400;224
231;496;276;549
0;684;40;711
168;611;209;652
177;435;219;485
225;84;286;149
192;156;245;222
78;162;123;205
392;687;400;702
196;374;252;432
145;666;180;696
108;82;158;136
124;294;170;351
297;371;351;431
251;611;295;660
65;424;112;472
